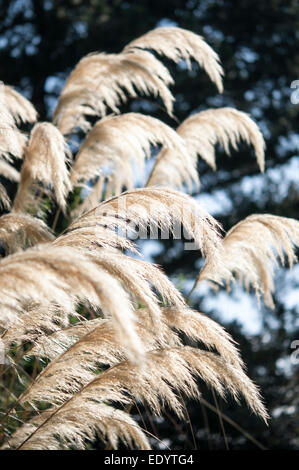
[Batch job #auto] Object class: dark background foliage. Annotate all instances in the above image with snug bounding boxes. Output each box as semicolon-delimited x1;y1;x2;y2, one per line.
1;0;298;450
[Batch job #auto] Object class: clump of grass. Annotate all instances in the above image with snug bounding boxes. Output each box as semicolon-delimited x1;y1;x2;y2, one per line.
1;26;296;450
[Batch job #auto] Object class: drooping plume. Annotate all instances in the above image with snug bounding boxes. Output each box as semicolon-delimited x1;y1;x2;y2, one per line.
53;244;186;329
28;306;243;369
71;112;194;206
89;250;185;322
28;312;173;362
196;214;299;308
0;159;20;183
13;122;72;213
182;108;265;171
0;245;144;360
53;50;174;135
15;346;267;449
18;316;170;405
0;83;38;125
147;107;265;190
2;405;150;450
0;109;27;160
1;302;77;351
146;144;199;191
53;27;223;136
124;26;224;93
22;304;244;407
66;188;223;268
0;212;54;254
0;85;35;192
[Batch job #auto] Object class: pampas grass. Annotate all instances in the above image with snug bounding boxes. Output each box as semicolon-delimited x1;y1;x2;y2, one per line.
13;123;72;213
70;113;195;201
196;214;299;308
0;109;27;161
53;27;223;135
147;108;265;189
0;25;292;451
53;50;175;135
0;160;20;183
12;347;266;450
0;213;54;254
124;27;224;93
0;83;38;125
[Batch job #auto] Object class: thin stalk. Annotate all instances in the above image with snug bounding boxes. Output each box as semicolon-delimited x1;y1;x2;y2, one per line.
51;207;61;232
178;389;197;450
211;389;229;450
199;396;267;450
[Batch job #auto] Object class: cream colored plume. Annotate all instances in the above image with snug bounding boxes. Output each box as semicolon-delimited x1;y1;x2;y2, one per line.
28;318;119;360
146;144;199;191
0;83;38;124
67;346;266;419
147;107;265;189
29;312;173;362
54;218;137;254
30;306;242;368
56;230;186;327
161;307;243;368
197;214;299;308
180;107;265;172
0;120;25;208
0;245;144;360
0;159;19;183
124;26;224;93
89;250;185;323
0;162;20;217
53;27;223;136
0;213;54;254
1;302;77;351
20;304;244;410
68;188;223;268
0;109;27;160
53;245;185;329
3;405;150;450
13;122;72;213
71;112;193;200
16;346;267;450
22;305;244;405
19;315;171;405
53;50;174;135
